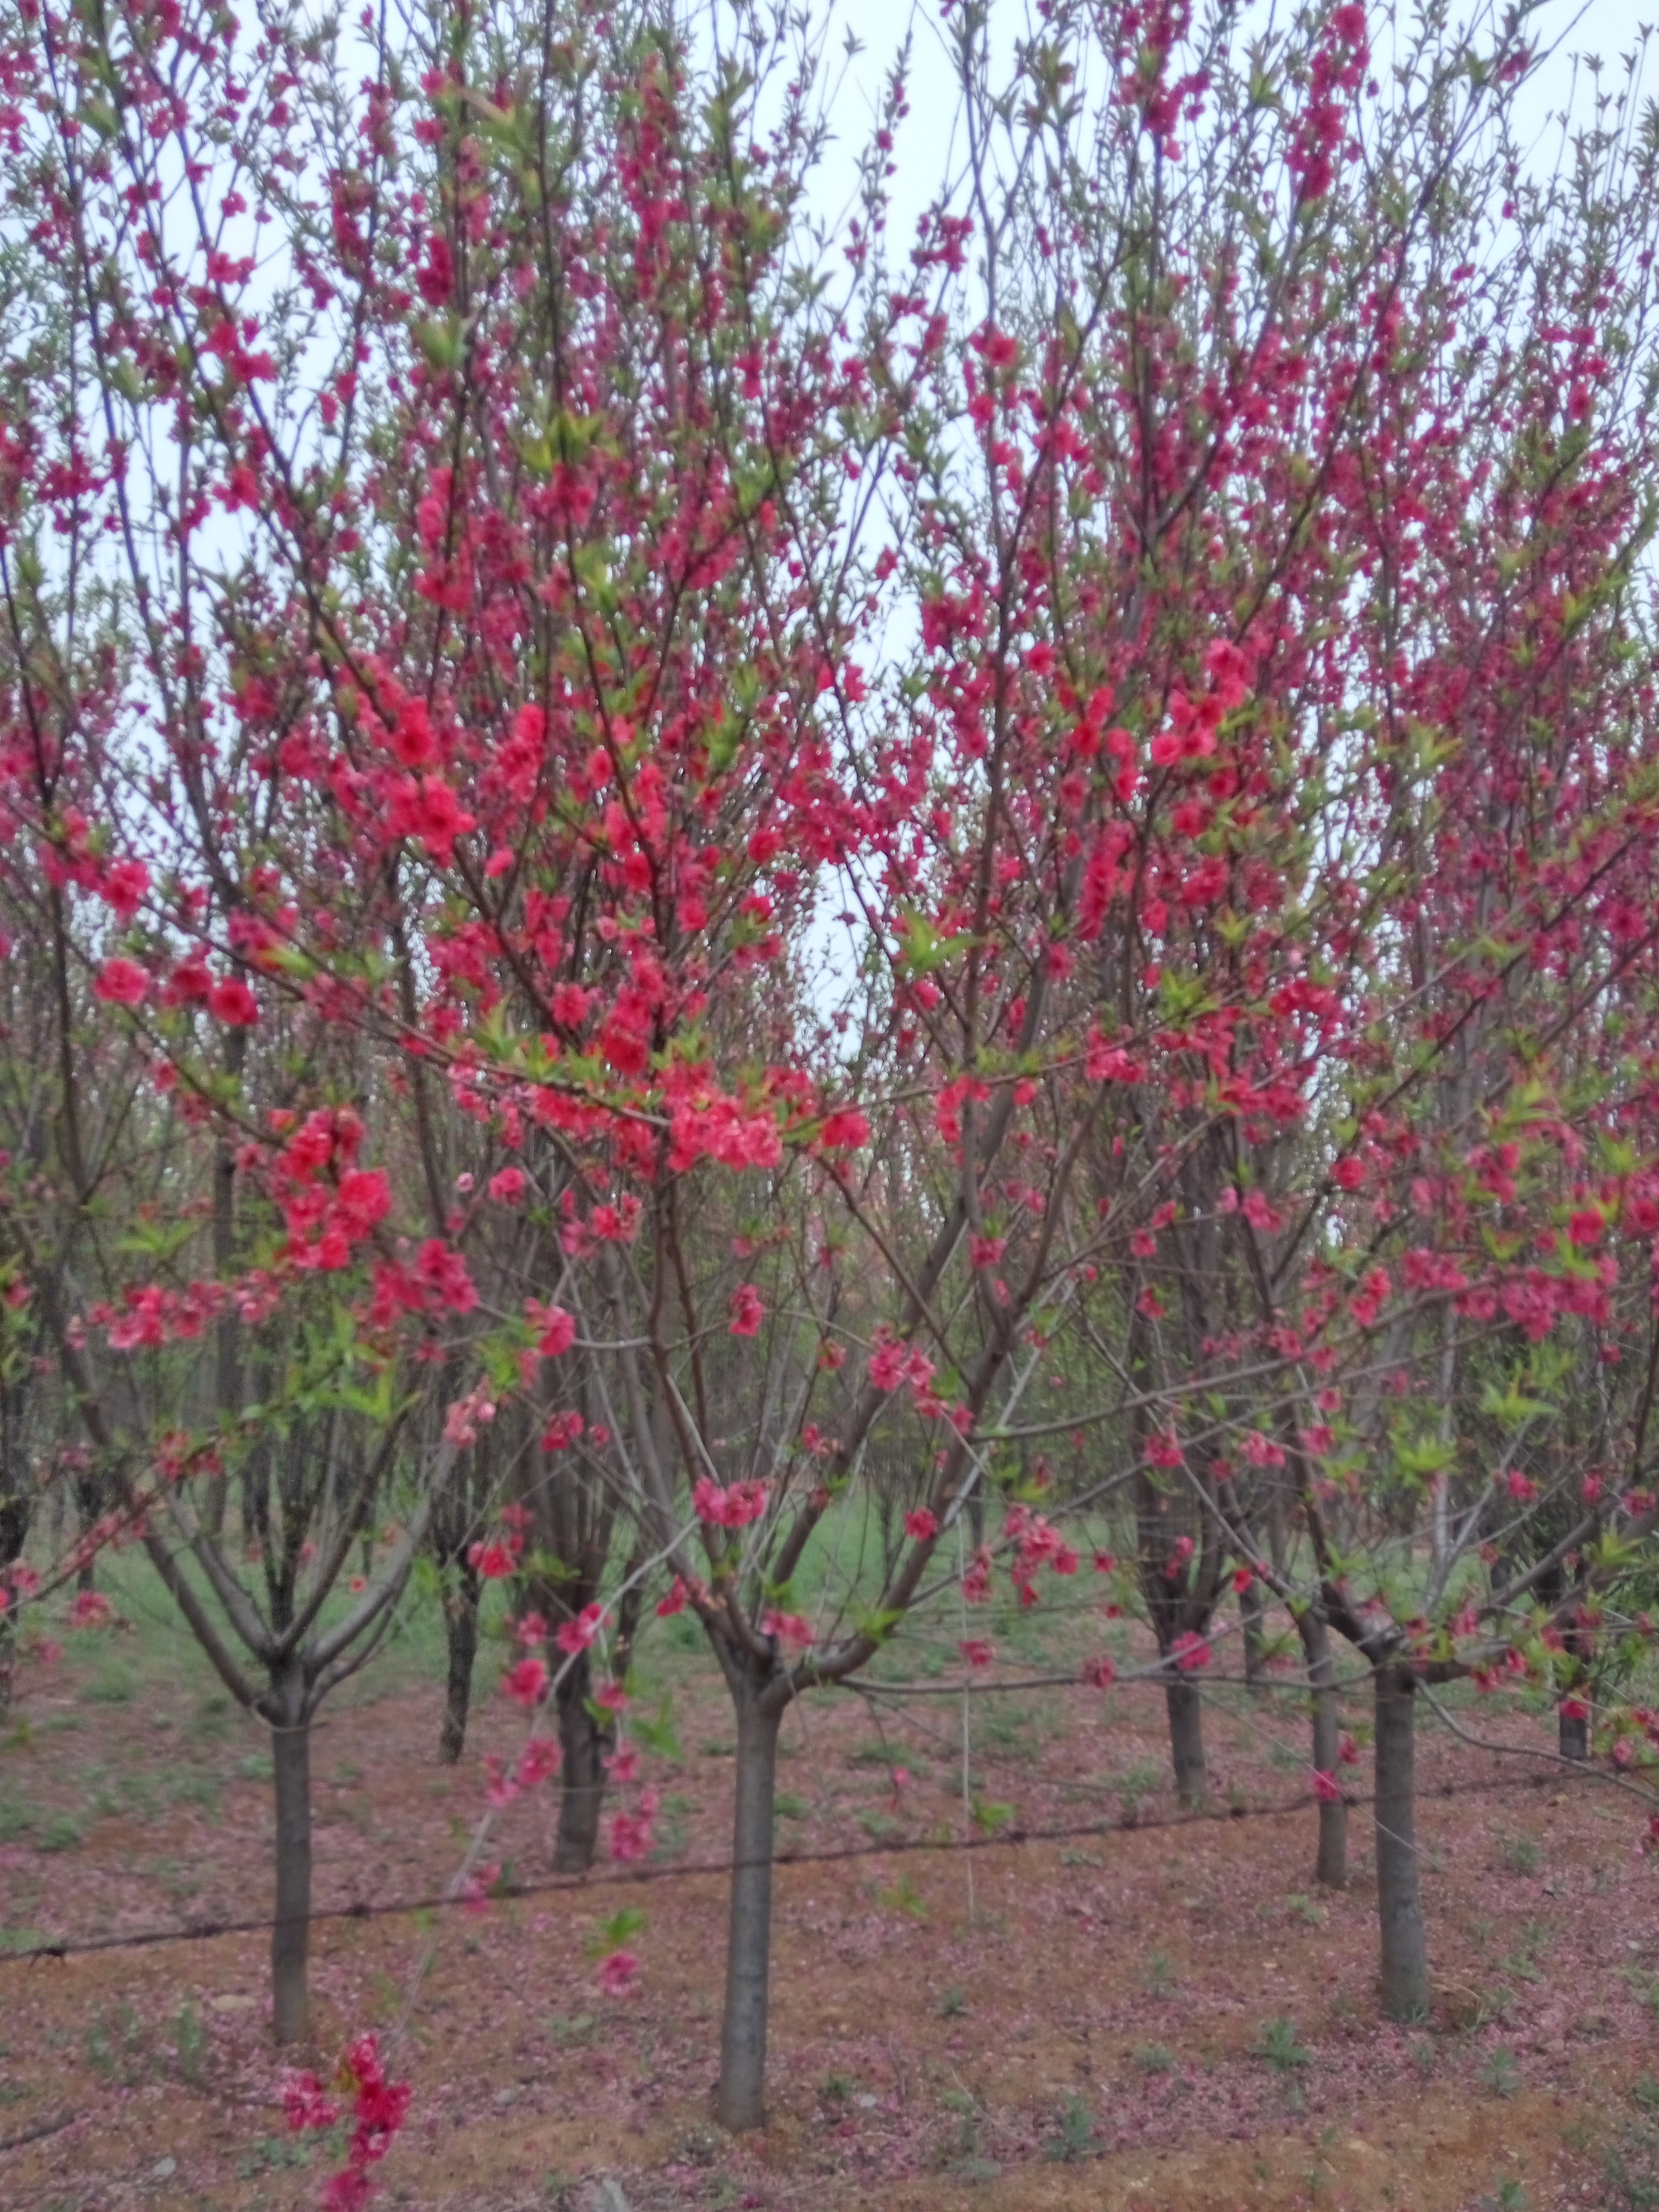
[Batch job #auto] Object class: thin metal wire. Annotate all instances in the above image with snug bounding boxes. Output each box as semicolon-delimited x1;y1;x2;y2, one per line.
0;1763;1579;1971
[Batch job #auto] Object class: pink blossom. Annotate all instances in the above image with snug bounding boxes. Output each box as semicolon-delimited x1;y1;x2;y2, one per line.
94;957;149;1007
609;1789;659;1863
819;1109;869;1149
483;1755;521;1808
904;1507;939;1541
762;1609;814;1647
516;1738;560;1787
281;2068;340;2133
868;1336;907;1389
534;1304;576;1356
1170;1631;1211;1673
598;1950;639;1997
555;1602;605;1654
489;1167;526;1205
729;1283;765;1337
208;975;259;1026
692;1476;769;1529
502;1657;548;1708
1312;1769;1341;1804
99;857;150;922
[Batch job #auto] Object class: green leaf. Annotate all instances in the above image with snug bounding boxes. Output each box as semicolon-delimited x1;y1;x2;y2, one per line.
591;1905;645;1957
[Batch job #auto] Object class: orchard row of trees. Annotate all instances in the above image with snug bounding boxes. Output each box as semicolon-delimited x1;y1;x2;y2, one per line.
4;0;1659;2140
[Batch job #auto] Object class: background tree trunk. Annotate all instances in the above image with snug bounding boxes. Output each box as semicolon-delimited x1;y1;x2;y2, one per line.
1298;1606;1347;1888
74;1463;100;1593
1559;1704;1589;1762
554;1645;614;1872
1164;1674;1206;1807
0;1474;27;1722
270;1674;313;2045
1241;1575;1267;1691
716;1675;784;2131
438;1564;480;1764
1374;1662;1428;2021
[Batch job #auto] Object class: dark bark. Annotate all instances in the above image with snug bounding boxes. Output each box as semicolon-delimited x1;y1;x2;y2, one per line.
1241;1575;1268;1691
716;1674;784;2131
0;1478;26;1722
1296;1605;1347;1888
1374;1662;1428;2021
1164;1674;1206;1807
270;1674;313;2045
1559;1616;1590;1761
74;1465;98;1593
554;1645;614;1872
438;1569;480;1764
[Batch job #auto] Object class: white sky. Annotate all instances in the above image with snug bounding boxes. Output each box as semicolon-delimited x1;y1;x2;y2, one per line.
798;0;1658;249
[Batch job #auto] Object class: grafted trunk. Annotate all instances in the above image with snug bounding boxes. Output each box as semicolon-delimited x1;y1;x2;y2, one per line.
554;1645;614;1872
438;1572;480;1764
1163;1674;1206;1807
270;1673;313;2045
1374;1662;1428;2021
716;1675;784;2131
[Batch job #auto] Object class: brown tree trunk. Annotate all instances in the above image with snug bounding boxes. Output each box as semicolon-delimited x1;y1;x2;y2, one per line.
716;1672;784;2131
1374;1662;1428;2021
1241;1574;1267;1691
553;1644;614;1872
438;1568;480;1764
270;1668;313;2045
1296;1605;1347;1888
1164;1674;1206;1807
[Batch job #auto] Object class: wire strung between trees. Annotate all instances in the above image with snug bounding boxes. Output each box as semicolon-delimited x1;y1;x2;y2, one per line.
0;1762;1593;1971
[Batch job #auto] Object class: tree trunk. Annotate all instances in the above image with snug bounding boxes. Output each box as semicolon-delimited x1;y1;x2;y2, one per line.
1559;1620;1589;1761
1297;1606;1346;1888
438;1572;480;1764
270;1677;313;2045
1241;1576;1267;1691
74;1465;100;1593
554;1645;613;1872
716;1675;784;2131
1374;1662;1428;2021
0;1492;24;1721
1163;1673;1206;1807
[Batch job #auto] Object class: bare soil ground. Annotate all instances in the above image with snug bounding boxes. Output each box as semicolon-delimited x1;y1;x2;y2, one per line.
1;1597;1655;2212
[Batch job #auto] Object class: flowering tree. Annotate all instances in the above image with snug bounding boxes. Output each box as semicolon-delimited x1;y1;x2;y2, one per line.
1193;28;1659;2013
8;0;1659;2195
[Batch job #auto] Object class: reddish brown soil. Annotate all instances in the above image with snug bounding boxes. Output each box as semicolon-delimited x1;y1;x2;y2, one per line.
1;1620;1654;2212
